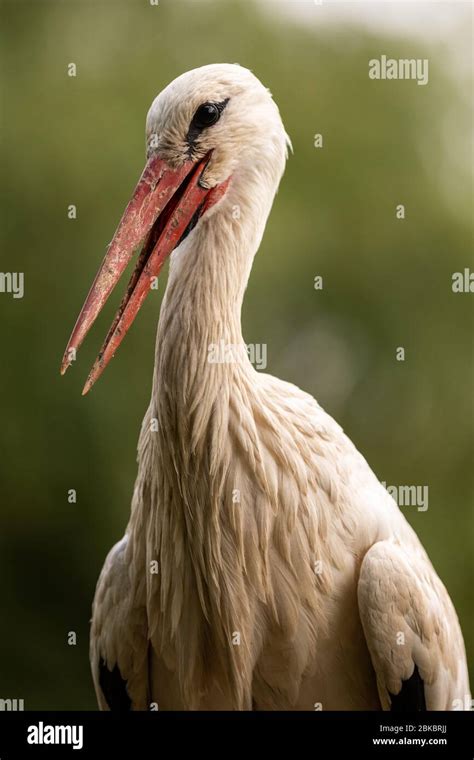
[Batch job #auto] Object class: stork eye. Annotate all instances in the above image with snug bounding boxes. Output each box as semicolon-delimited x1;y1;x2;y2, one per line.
186;99;229;155
192;103;221;130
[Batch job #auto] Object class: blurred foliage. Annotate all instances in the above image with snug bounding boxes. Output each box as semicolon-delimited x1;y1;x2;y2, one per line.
0;0;472;708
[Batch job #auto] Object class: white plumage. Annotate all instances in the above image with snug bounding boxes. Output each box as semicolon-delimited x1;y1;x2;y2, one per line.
84;64;469;710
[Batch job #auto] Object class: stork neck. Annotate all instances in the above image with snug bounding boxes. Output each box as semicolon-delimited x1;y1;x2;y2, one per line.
152;164;277;398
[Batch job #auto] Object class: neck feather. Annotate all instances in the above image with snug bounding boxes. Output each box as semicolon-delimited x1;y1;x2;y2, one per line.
152;159;278;421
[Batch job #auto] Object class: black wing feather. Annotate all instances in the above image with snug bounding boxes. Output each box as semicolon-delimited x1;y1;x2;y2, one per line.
98;658;132;711
389;665;426;711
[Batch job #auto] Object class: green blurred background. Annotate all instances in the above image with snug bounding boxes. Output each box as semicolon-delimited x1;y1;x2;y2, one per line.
1;0;472;708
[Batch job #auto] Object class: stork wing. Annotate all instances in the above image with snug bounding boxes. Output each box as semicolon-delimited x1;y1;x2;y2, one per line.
357;540;470;711
90;536;150;710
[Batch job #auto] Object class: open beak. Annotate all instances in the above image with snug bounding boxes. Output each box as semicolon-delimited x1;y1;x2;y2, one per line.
61;151;228;394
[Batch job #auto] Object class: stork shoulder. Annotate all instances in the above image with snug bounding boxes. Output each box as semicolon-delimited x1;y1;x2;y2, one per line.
90;535;149;710
255;371;344;436
254;371;418;540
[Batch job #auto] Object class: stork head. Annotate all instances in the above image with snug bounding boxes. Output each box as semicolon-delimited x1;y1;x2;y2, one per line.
60;63;289;394
146;63;288;189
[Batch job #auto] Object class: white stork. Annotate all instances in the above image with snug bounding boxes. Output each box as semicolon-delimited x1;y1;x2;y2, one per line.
61;64;470;711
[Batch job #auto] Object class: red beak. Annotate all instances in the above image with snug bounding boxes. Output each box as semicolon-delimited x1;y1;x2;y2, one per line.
61;152;228;394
